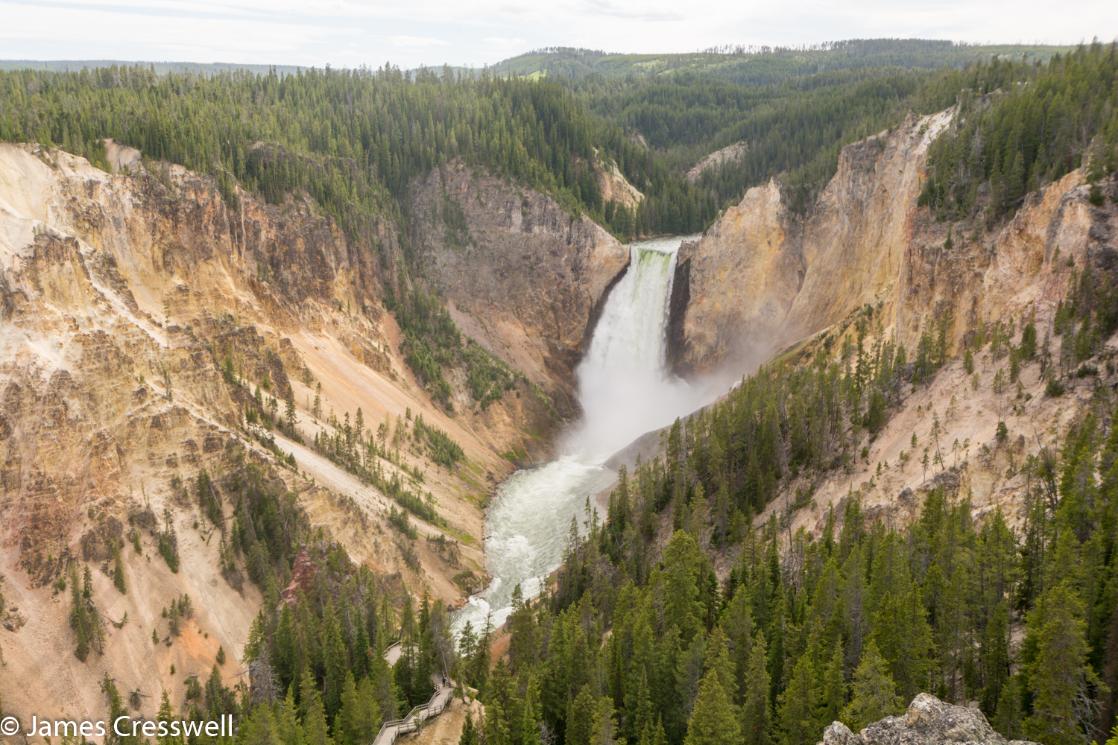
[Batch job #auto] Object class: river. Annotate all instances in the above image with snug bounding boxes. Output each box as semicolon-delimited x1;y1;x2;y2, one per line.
452;236;722;637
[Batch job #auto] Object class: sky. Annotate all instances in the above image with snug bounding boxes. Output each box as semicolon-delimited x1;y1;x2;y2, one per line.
1;0;1116;69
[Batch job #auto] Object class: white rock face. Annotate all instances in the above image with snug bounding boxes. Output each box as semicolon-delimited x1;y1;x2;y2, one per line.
818;694;1038;745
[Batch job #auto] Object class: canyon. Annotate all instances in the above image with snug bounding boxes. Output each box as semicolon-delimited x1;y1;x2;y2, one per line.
0;95;1115;744
0;143;631;723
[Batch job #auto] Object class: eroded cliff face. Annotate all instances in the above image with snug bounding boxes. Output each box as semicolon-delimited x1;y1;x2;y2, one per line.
671;109;1118;541
673;111;954;372
409;161;630;412
674;108;1117;378
0;143;597;723
669;179;799;372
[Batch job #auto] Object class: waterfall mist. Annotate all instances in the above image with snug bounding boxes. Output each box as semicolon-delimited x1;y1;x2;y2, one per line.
563;236;724;461
452;236;729;637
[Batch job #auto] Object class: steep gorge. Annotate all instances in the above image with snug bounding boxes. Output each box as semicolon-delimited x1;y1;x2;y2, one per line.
0;143;627;723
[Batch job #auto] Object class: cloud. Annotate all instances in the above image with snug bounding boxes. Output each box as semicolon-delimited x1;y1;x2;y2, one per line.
0;0;1114;69
574;0;684;22
389;34;448;47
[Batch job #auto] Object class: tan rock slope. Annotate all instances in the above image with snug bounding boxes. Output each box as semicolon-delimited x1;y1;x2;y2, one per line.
0;144;623;723
674;108;1113;374
686;141;749;183
670;109;1118;538
673;110;955;372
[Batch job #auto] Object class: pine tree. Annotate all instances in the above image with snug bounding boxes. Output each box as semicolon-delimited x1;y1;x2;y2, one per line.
459;712;478;745
337;672;374;745
299;670;334;745
979;601;1011;714
567;686;596;745
741;632;772;745
322;604;349;718
721;585;755;699
156;691;184;745
1024;583;1099;745
778;654;817;745
521;675;543;745
70;566;104;661
113;546;127;594
842;641;902;732
684;667;742;745
590;695;619;745
993;675;1024;741
819;643;847;726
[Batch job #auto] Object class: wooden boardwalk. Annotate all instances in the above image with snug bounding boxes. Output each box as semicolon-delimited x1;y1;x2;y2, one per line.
373;642;455;745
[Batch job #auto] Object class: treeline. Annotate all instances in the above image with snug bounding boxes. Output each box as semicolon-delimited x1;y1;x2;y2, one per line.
0;65;712;242
491;40;1062;86
921;42;1118;221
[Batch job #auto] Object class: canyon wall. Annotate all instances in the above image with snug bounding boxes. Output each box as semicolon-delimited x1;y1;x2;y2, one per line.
671;109;1118;541
673;108;1111;375
0;144;626;723
409;161;630;412
673;111;955;371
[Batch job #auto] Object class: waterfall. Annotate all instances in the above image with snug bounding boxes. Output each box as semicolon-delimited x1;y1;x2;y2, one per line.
566;236;701;461
452;236;717;637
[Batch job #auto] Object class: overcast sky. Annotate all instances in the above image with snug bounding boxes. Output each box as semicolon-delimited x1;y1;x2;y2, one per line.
2;0;1115;69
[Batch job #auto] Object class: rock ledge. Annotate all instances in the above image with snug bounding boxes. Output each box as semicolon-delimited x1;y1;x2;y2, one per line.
818;694;1037;745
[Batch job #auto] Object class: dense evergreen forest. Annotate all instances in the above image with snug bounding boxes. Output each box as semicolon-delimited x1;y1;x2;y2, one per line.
487;40;1063;85
579;46;1116;213
921;43;1118;221
0;65;714;243
451;254;1118;745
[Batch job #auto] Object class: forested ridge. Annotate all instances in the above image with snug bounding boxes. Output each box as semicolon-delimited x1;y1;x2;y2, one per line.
0;65;715;244
488;40;1063;85
921;43;1118;221
579;45;1117;213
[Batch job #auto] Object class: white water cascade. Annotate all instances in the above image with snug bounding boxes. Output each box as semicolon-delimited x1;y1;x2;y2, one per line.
453;236;720;637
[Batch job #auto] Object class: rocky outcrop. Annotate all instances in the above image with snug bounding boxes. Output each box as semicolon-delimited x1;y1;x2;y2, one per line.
819;694;1036;745
686;141;748;182
409;161;629;410
671;108;1116;378
596;156;644;209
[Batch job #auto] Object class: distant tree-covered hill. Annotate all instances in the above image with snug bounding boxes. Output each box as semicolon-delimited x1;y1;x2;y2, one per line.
0;59;305;75
486;39;1067;84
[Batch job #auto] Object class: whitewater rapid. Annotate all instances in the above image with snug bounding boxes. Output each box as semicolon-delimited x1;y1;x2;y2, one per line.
452;236;719;637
